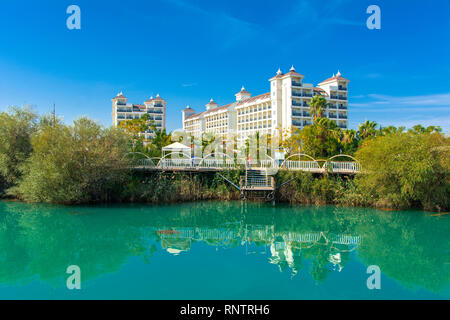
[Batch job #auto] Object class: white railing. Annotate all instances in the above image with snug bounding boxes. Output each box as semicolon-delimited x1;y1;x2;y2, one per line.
198;159;235;169
158;159;193;168
283;160;321;171
325;161;361;173
132;157;361;173
260;160;277;168
134;159;156;167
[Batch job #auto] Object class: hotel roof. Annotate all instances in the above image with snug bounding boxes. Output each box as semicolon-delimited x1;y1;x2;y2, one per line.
146;93;166;103
185;91;271;120
185;102;235;120
269;66;304;80
313;87;329;97
112;92;127;100
318;71;349;85
236;92;270;106
236;86;250;95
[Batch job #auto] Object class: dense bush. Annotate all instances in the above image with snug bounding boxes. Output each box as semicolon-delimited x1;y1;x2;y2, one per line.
121;170;243;203
276;171;351;205
0;107;37;195
355;131;449;211
11;117;130;204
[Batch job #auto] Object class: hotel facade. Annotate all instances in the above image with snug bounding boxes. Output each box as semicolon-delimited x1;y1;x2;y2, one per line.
112;92;166;139
182;67;349;144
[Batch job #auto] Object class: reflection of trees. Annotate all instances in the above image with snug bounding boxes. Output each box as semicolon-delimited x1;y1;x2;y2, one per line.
0;202;156;286
0;201;448;294
355;211;450;293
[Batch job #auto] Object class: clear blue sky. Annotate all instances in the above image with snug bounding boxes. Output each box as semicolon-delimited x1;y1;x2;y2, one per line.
0;0;449;132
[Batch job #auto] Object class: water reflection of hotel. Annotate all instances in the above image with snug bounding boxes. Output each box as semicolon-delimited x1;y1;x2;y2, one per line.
156;224;360;276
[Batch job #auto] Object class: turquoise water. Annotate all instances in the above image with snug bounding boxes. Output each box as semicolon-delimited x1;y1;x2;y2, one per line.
0;200;448;300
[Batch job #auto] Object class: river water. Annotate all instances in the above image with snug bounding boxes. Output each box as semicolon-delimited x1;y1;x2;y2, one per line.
0;200;448;299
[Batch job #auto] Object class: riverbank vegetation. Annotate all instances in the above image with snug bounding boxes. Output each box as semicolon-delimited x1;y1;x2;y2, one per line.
0;106;448;210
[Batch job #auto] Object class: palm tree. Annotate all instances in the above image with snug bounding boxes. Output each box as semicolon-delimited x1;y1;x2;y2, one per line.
340;129;357;154
148;127;172;157
358;120;378;140
341;129;356;145
309;96;327;121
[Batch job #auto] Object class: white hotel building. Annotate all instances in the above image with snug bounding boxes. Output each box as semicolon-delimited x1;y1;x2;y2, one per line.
112;92;166;139
182;67;349;144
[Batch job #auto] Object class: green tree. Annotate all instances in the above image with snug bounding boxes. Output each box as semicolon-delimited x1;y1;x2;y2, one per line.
119;113;153;151
339;129;358;154
355;131;449;210
379;125;405;136
13;117;130;204
0;106;37;194
300;118;341;158
147;127;172;158
408;124;442;134
308;96;327;121
357;120;378;140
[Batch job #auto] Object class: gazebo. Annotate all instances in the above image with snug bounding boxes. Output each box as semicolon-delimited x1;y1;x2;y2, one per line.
161;142;191;158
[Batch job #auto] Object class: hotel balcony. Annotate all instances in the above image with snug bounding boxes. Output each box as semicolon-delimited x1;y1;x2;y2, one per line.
330;95;347;100
338;114;347;119
328;104;337;109
292;81;303;87
292;91;313;98
117;108;132;112
292;111;302;117
328;113;337;119
338;86;347;91
338;104;347;110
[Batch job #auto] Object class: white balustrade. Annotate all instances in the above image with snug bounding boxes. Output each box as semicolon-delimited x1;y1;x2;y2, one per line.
326;161;361;173
284;161;321;171
133;156;361;173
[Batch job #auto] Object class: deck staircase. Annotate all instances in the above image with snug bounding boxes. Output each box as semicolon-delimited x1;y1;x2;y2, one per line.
245;169;271;188
240;168;275;201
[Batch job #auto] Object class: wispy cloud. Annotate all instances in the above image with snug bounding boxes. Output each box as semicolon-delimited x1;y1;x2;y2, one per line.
163;0;260;48
182;83;198;87
349;92;450;132
282;0;361;32
351;93;450;109
377;117;450;130
364;73;382;79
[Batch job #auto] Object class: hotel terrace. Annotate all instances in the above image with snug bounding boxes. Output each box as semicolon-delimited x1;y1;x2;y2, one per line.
112;92;167;139
182;67;349;144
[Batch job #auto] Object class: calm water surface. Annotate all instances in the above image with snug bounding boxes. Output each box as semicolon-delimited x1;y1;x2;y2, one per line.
0;201;448;299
